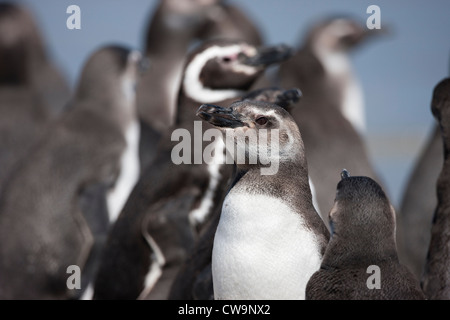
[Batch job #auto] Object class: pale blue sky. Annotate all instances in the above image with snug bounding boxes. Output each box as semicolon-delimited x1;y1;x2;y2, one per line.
8;0;450;205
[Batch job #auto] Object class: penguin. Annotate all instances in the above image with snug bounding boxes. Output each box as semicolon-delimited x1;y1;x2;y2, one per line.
0;3;71;196
136;0;263;171
269;17;385;223
421;78;450;300
397;124;442;279
306;170;425;300
0;45;142;299
196;99;329;300
93;39;292;300
168;87;303;300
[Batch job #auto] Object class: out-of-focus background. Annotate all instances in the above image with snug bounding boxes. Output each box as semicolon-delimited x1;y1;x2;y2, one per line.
13;0;450;207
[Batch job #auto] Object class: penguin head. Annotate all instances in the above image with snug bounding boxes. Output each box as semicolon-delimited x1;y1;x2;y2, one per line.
430;78;450;124
0;3;46;85
183;39;293;103
156;0;222;32
196;97;303;170
329;172;396;247
307;17;378;53
75;45;143;108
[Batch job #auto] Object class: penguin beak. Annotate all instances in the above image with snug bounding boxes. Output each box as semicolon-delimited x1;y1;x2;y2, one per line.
196;104;245;128
241;44;293;67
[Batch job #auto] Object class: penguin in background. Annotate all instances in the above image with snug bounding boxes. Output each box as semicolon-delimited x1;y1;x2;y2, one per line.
0;45;142;299
422;78;450;300
196;98;329;300
398;59;450;279
136;0;263;171
0;3;71;195
93;39;292;300
306;170;425;300
397;124;442;279
262;17;386;224
168;87;303;300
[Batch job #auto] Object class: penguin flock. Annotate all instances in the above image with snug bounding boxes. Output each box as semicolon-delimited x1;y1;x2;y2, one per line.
0;1;448;301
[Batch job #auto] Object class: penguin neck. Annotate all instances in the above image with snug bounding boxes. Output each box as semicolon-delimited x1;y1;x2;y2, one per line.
311;45;366;133
322;232;399;269
234;155;312;208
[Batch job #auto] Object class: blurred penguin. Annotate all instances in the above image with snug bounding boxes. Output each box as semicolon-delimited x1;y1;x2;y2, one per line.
259;17;385;223
0;45;141;299
422;78;450;300
0;3;70;195
397;124;442;279
136;0;263;170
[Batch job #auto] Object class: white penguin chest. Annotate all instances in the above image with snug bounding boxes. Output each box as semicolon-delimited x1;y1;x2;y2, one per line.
212;193;322;300
106;120;141;223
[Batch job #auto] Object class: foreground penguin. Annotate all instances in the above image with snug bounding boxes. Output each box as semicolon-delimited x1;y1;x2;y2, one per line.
93;39;292;300
197;100;329;300
259;17;384;222
168;87;302;300
0;3;70;195
0;45;141;299
422;78;450;300
306;170;425;300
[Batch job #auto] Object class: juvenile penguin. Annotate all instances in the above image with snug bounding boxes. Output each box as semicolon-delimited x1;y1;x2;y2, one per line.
271;17;385;222
168;87;303;300
422;78;450;300
0;3;71;195
136;0;263;170
197;100;329;300
0;45;141;299
306;170;425;300
93;39;292;300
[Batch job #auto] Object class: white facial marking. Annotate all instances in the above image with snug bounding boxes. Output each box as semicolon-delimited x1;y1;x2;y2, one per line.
183;45;257;103
212;193;323;300
106;120;141;223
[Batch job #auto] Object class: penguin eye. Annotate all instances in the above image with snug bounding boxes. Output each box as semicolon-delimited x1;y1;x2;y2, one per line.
255;116;268;126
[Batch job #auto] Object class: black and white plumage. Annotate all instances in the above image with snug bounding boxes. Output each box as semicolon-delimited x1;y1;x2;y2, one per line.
0;45;142;299
196;99;329;299
168;87;303;300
